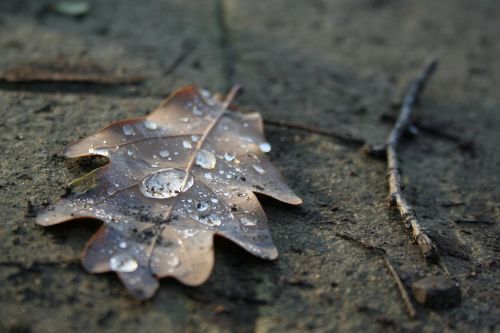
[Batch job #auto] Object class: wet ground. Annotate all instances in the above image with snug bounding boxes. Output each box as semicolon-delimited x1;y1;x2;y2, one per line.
0;1;498;332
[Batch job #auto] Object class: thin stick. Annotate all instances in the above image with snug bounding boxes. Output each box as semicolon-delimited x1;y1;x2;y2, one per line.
367;60;439;261
336;233;417;319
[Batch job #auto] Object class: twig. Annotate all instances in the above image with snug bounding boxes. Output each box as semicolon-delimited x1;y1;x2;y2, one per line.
365;60;439;261
264;119;365;147
335;233;417;319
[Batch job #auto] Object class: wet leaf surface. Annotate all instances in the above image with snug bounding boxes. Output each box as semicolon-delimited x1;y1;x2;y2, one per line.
36;86;301;299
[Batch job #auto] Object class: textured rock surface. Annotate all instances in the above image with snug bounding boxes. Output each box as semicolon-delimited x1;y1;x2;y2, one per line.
0;0;499;332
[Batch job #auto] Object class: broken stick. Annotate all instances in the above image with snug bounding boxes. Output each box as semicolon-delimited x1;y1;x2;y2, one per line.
336;233;417;319
366;60;439;261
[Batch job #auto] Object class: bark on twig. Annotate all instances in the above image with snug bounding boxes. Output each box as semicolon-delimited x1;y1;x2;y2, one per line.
366;60;439;261
336;233;417;319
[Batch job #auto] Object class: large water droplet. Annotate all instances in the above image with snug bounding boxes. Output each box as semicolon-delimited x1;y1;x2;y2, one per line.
252;164;266;174
195;150;216;169
109;254;138;272
224;152;235;161
140;169;193;199
144;120;158;130
259;142;271;153
122;124;134;136
159;149;170;158
182;140;192;149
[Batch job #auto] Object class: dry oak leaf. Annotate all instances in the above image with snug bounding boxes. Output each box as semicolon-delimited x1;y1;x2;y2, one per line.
37;86;302;299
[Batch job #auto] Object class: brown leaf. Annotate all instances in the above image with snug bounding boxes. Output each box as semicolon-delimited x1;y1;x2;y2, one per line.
37;86;301;299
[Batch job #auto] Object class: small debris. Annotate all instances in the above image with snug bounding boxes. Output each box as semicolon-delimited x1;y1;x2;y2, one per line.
412;276;461;309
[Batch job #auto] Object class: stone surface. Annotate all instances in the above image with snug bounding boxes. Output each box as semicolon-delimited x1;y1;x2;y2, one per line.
0;1;499;332
412;276;461;309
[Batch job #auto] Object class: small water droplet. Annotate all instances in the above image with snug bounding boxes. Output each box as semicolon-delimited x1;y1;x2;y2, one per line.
208;214;221;226
204;172;212;180
191;135;199;142
167;255;180;267
159;149;170;157
259;142;271;153
182;140;192;149
218;170;225;175
122;124;134;136
140;169;193;199
210;197;219;204
180;117;189;123
144;120;158;130
119;241;128;249
196;201;209;212
237;192;247;197
195;150;216;169
200;89;211;98
224;152;235;161
252;164;266;174
241;217;257;226
109;254;138;272
127;149;134;156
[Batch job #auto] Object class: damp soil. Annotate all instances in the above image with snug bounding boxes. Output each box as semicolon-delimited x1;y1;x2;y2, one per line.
0;1;499;332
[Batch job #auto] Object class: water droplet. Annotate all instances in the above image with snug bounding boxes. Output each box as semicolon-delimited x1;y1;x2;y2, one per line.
144;120;158;130
122;124;134;136
240;217;257;226
224;152;235;161
182;140;192;149
200;89;211;98
195;150;216;169
204;172;213;180
196;201;209;212
259;142;271;153
167;255;180;267
140;169;193;199
237;192;247;197
109;254;138;272
119;241;128;249
191;135;199;142
252;164;266;174
127;149;134;156
159;149;170;157
208;214;221;226
218;170;225;175
210;198;219;204
180;117;189;123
